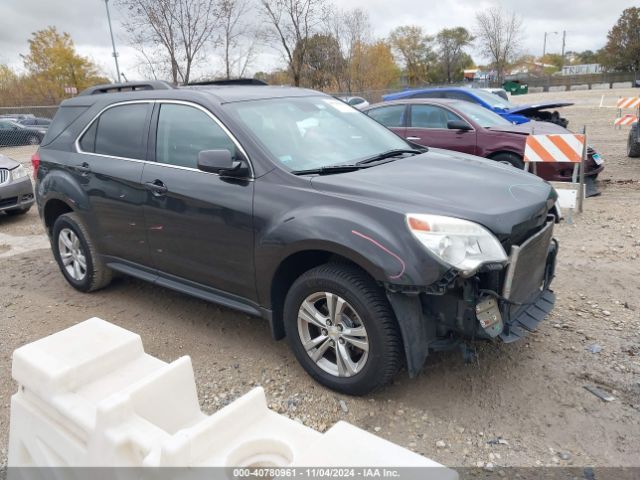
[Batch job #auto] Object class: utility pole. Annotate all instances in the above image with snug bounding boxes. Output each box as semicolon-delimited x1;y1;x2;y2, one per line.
103;0;121;82
561;30;566;67
543;31;558;58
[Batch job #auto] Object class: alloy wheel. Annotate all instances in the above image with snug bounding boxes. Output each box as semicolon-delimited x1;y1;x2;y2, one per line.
297;291;369;377
58;228;87;281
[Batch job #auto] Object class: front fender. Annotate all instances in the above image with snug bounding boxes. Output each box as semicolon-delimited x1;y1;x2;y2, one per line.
254;205;448;307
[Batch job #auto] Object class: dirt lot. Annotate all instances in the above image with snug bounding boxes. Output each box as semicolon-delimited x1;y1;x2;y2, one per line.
0;88;639;470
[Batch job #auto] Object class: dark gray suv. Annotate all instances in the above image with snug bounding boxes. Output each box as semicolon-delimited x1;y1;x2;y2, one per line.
34;81;559;395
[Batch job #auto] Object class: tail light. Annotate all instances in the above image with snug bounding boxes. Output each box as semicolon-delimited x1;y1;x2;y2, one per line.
31;150;40;179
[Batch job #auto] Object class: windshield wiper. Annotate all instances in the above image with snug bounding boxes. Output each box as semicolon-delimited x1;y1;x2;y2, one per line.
291;164;365;175
356;148;423;165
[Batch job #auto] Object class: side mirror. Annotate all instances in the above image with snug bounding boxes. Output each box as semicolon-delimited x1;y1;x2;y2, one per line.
447;120;472;131
197;149;249;177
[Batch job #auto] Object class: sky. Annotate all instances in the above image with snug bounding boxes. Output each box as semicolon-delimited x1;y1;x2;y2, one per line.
0;0;634;82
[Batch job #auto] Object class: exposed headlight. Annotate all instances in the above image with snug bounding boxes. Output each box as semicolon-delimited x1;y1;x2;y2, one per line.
406;213;507;275
11;164;29;181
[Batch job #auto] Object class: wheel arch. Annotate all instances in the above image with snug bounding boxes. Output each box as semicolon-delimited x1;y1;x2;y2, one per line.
43;197;74;235
268;247;384;340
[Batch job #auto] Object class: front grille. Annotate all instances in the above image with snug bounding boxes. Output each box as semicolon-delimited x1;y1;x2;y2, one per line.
0;168;8;184
0;196;18;208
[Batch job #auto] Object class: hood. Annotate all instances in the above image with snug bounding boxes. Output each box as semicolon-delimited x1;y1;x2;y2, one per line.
311;149;556;238
0;154;19;169
486;120;569;135
507;102;573;115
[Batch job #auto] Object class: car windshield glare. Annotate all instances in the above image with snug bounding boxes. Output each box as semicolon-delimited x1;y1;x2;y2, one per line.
471;89;514;109
454;102;513;128
226;96;410;171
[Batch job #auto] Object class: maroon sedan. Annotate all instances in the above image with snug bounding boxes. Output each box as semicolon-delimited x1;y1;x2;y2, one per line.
363;99;604;183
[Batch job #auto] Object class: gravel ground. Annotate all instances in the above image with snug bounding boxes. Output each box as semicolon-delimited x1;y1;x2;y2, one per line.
0;88;639;470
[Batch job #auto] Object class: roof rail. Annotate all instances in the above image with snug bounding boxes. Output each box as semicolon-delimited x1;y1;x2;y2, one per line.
79;81;175;96
186;78;268;86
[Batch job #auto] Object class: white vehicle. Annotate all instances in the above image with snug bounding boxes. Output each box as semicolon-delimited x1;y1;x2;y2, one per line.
338;96;370;110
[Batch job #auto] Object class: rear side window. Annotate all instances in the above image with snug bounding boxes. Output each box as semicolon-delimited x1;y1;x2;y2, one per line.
79;103;150;159
155;103;236;169
366;105;406;127
445;91;478;103
410;91;443;99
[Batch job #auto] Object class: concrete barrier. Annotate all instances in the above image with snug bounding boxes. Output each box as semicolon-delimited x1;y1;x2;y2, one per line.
8;318;456;475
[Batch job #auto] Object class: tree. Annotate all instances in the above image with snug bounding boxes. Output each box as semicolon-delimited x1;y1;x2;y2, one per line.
388;25;435;86
601;7;640;72
350;41;400;92
325;8;371;91
435;27;474;83
474;7;523;82
261;0;327;86
297;33;343;89
20;27;106;104
218;0;259;79
117;0;218;84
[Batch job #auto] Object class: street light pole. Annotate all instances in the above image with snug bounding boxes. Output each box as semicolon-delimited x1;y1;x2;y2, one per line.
103;0;121;82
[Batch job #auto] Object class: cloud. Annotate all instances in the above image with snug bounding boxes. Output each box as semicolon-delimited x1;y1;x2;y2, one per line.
0;0;632;82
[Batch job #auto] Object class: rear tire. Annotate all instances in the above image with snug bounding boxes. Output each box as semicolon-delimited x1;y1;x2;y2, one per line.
52;213;112;292
283;263;403;395
491;152;525;169
628;123;640;158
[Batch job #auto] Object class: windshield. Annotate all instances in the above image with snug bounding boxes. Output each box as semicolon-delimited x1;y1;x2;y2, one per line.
454;101;513;128
471;89;514;110
225;96;410;171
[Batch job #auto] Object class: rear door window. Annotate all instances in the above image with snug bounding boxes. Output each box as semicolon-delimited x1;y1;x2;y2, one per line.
80;103;150;159
366;105;406;127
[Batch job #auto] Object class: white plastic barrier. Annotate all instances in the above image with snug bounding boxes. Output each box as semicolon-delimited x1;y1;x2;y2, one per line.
8;318;455;475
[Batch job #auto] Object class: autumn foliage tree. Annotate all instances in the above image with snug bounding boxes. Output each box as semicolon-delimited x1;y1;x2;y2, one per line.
14;27;107;105
601;6;640;72
388;25;435;86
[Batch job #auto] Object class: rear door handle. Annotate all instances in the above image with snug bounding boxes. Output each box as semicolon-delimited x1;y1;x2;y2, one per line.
145;180;168;196
74;162;91;174
406;136;421;141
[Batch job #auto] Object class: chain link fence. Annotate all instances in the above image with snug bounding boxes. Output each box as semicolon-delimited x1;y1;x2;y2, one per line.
0;106;58;165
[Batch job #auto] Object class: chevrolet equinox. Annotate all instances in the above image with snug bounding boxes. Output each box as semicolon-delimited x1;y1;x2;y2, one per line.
34;81;559;395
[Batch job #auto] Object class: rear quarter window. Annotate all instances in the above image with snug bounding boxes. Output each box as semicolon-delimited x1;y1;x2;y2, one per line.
42;106;89;146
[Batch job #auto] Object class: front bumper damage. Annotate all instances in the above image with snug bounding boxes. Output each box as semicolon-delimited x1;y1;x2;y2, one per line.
388;220;558;377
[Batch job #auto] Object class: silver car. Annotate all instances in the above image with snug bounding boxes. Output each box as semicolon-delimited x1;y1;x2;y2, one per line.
0;155;34;215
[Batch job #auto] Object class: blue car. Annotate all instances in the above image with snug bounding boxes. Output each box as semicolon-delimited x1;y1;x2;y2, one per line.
383;87;572;127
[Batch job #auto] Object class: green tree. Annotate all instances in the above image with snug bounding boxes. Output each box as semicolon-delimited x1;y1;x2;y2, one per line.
388;25;435;86
601;6;640;72
435;27;474;83
21;27;107;103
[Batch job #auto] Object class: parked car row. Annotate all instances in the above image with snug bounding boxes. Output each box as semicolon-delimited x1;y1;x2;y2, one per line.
33;81;561;395
363;98;604;183
0;119;47;147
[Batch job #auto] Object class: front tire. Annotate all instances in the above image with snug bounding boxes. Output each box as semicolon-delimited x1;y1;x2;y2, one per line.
628;123;640;158
52;213;112;292
283;263;403;395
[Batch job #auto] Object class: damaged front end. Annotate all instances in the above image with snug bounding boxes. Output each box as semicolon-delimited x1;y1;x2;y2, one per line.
388;218;558;377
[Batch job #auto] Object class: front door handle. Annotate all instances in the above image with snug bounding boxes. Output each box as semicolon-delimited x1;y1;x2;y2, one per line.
74;162;91;174
145;180;168;196
406;136;421;141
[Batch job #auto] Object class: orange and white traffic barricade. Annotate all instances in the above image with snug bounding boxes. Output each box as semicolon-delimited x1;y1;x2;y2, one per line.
615;97;640;130
614;114;638;127
523;133;587;217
